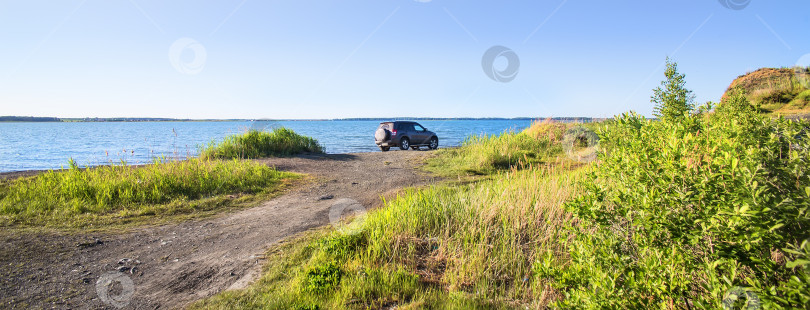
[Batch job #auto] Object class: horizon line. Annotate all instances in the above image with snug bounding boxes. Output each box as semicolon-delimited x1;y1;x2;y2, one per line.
1;116;607;122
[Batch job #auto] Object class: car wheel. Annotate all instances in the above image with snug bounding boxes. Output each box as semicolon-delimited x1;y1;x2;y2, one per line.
428;137;439;150
380;146;390;152
399;137;410;150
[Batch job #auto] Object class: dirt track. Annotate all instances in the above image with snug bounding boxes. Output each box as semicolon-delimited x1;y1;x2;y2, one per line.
0;150;436;309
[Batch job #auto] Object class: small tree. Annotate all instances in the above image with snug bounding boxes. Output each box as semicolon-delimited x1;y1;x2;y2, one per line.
652;58;695;122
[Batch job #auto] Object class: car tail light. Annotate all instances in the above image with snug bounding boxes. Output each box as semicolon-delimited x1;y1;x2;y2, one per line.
392;130;397;136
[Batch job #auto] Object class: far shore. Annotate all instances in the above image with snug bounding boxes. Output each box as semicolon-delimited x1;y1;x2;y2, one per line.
0;116;603;123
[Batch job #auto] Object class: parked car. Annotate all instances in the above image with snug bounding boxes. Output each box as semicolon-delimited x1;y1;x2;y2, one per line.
374;121;439;152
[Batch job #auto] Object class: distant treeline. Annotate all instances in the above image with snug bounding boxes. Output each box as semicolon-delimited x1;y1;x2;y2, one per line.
0;116;61;122
60;117;199;122
2;116;605;122
336;117;603;122
338;117;536;121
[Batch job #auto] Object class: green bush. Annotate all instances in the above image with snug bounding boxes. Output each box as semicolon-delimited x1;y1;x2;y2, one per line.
541;92;810;308
200;128;324;159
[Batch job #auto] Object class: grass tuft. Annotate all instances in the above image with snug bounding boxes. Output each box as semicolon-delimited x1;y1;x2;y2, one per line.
200;128;324;159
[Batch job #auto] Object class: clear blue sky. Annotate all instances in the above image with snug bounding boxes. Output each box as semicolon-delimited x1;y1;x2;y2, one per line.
1;0;808;119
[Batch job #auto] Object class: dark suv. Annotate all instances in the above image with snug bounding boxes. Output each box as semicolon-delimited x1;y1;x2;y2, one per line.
374;121;438;151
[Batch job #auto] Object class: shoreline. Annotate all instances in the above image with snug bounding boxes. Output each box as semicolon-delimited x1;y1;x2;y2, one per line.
0;148;444;180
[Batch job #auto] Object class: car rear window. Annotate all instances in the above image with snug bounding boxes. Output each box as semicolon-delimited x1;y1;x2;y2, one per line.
396;122;414;131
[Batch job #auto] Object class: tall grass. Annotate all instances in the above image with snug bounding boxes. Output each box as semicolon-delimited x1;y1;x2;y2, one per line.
425;121;565;176
200;128;324;159
0;158;296;228
362;167;580;304
193;122;581;309
193;165;581;309
522;118;566;142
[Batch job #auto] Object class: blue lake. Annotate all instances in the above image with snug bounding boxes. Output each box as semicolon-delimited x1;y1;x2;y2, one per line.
0;120;533;172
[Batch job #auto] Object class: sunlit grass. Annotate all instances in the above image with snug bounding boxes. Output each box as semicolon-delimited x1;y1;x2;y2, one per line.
0;158;299;229
200;128;324;159
192;123;582;309
192;166;582;309
423;119;579;179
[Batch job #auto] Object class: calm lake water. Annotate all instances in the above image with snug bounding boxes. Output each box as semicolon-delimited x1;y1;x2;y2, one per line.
0;120;533;172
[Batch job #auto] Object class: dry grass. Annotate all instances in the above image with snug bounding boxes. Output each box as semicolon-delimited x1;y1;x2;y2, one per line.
722;67;810;115
522;118;566;142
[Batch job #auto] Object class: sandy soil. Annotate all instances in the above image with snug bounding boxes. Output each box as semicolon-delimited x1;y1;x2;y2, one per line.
0;150;437;309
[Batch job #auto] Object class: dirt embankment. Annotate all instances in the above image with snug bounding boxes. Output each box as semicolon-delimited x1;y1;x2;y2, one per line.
721;67;810;116
0;150;437;309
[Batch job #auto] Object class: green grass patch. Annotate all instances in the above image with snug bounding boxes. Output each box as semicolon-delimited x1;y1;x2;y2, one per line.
193;160;582;309
0;158;299;230
200;128;324;159
783;89;810;112
424;121;565;177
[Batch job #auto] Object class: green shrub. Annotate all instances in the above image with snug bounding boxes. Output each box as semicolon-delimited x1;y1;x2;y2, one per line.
541;92;810;308
200;128;324;159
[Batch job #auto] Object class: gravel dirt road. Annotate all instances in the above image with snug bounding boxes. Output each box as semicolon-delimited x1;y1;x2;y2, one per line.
0;150;437;309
